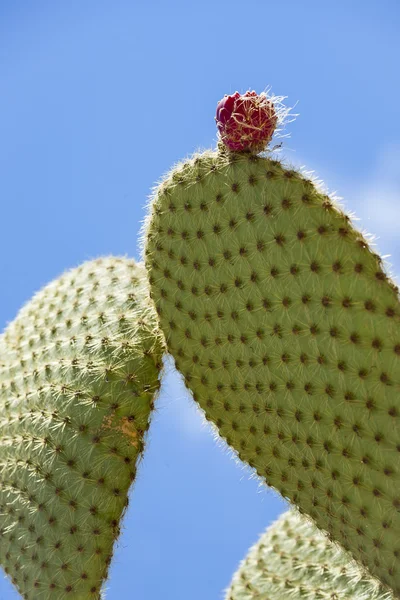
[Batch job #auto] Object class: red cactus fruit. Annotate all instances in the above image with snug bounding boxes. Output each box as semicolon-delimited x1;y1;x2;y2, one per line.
215;90;278;153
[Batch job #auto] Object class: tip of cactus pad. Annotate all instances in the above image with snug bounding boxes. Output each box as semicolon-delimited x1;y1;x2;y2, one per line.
215;90;278;153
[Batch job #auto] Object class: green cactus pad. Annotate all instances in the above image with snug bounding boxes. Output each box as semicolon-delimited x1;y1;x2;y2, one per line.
226;509;394;600
144;149;400;593
0;257;164;599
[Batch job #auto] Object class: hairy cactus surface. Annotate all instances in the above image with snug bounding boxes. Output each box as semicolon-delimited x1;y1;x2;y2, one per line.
143;91;400;593
0;257;164;599
226;509;394;600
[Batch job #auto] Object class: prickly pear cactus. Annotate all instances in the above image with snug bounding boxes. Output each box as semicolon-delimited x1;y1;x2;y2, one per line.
226;510;394;600
143;90;400;594
0;257;164;599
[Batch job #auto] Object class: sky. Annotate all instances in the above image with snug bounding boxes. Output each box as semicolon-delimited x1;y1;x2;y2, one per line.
0;1;399;598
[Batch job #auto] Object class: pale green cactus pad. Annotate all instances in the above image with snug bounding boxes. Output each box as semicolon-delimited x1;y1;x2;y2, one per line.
0;257;164;599
226;509;394;600
144;148;400;594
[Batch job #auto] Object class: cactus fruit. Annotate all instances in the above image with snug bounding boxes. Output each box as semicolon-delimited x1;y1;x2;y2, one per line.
143;90;400;594
215;91;278;153
0;257;164;599
226;509;394;600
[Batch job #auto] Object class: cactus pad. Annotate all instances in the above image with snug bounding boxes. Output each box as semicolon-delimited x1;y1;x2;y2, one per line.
226;509;394;600
0;257;164;599
144;148;400;593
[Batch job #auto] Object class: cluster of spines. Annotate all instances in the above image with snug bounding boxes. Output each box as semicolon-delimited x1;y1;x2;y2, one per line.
143;148;400;594
0;257;164;599
226;509;395;599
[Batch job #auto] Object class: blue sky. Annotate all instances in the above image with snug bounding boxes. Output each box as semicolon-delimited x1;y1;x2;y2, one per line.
0;1;399;598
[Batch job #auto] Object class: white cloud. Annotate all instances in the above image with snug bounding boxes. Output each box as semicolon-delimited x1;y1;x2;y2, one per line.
283;143;400;277
346;144;400;284
355;144;400;241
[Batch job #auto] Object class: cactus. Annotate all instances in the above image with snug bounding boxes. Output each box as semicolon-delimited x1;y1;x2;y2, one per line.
226;509;394;600
0;257;164;599
143;90;400;594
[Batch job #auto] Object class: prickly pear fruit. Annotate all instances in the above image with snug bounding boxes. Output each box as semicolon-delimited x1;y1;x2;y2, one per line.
226;510;394;600
0;257;164;599
143;90;400;593
215;90;277;152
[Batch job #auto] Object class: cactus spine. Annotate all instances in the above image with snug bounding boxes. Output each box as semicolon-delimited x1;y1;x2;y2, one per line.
226;509;395;600
0;257;164;599
143;91;400;594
